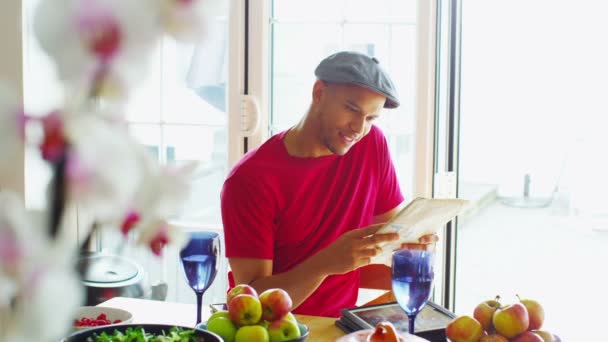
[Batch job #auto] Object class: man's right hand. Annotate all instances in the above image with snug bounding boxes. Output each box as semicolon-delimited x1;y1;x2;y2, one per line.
314;223;399;275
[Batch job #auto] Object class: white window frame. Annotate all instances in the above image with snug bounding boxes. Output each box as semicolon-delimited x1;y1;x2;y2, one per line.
227;0;271;167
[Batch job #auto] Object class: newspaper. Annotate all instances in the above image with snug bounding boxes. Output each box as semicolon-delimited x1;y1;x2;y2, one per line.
370;197;470;266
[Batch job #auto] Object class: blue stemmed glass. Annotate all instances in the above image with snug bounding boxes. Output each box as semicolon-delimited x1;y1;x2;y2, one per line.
179;231;220;324
391;248;435;335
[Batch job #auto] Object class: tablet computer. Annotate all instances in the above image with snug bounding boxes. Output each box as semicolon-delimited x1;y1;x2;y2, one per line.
338;301;455;341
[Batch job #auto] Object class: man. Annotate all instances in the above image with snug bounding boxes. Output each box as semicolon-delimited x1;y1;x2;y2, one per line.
221;51;435;317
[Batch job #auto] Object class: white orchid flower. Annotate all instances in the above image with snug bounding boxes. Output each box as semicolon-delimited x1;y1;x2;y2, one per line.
63;114;142;221
0;191;82;342
123;152;195;254
0;192;30;311
8;264;82;342
34;0;162;101
0;192;44;277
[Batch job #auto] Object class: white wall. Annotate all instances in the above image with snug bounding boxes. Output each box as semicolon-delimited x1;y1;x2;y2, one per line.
0;0;25;196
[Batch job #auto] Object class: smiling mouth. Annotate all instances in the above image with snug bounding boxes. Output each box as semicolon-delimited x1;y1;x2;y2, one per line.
339;132;359;145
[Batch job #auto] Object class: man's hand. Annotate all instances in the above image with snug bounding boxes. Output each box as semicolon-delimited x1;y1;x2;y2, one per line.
314;223;399;275
400;233;439;251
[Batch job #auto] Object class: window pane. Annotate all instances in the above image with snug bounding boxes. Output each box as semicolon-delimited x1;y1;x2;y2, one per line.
271;22;342;131
160;23;227;125
273;0;416;23
455;1;608;340
123;4;229;306
343;0;417;22
163;124;226;224
124;46;162;123
273;0;347;22
271;1;418;200
128;124;162;161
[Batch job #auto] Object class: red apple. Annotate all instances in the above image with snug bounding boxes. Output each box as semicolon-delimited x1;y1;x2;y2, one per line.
445;315;483;342
517;296;544;330
511;331;544;342
492;303;529;338
228;294;263;326
479;334;508;342
267;316;301;342
259;288;293;322
473;296;501;333
227;284;258;304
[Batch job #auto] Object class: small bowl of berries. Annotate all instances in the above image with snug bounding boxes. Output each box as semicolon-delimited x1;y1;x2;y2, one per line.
73;306;133;331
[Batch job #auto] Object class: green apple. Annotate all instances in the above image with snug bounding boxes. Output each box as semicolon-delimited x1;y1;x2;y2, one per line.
517;295;545;330
267;316;301;342
206;316;238;342
473;296;501;333
479;334;508;342
228;294;263;326
511;331;544;342
492;303;529;338
283;312;297;324
445;315;483;342
208;310;230;323
235;325;269;342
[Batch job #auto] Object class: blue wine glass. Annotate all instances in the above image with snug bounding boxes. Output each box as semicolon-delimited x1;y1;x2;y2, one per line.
391;248;435;335
179;231;220;324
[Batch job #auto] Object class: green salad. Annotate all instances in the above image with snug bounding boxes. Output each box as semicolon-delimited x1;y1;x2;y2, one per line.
86;326;204;342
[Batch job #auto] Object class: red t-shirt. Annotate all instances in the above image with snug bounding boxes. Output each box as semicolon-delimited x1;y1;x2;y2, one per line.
221;125;403;317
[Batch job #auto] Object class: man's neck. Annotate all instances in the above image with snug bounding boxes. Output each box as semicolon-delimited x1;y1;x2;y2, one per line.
284;118;332;158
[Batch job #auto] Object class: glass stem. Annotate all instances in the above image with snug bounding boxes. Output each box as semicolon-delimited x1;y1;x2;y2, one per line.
196;292;203;324
408;314;416;335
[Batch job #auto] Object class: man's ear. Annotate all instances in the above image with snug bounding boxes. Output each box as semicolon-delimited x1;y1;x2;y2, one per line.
312;79;327;105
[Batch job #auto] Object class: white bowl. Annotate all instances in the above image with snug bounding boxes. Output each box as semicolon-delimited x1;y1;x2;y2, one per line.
73;306;133;331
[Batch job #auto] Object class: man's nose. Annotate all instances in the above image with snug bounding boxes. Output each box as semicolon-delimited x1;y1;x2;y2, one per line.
350;116;365;134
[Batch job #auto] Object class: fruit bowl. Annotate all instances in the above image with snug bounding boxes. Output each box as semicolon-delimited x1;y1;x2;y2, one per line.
62;323;222;342
196;320;309;341
287;322;309;342
72;306;133;331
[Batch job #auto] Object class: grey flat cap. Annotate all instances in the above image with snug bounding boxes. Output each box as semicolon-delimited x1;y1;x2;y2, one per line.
314;51;399;109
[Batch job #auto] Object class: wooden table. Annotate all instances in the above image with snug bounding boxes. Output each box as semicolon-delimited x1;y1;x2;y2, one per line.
98;297;345;341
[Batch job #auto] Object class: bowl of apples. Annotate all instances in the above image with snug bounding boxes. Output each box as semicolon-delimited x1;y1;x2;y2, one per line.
445;295;561;342
202;284;309;342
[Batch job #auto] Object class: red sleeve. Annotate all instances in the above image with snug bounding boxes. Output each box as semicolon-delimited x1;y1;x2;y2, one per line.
221;175;276;259
372;126;405;216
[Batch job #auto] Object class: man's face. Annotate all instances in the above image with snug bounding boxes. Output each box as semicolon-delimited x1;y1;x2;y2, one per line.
313;82;386;156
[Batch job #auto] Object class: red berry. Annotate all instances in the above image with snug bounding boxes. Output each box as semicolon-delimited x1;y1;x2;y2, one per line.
97;313;107;320
113;319;122;323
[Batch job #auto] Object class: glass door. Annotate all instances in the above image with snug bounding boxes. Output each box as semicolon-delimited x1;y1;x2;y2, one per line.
444;1;608;340
242;0;442;304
